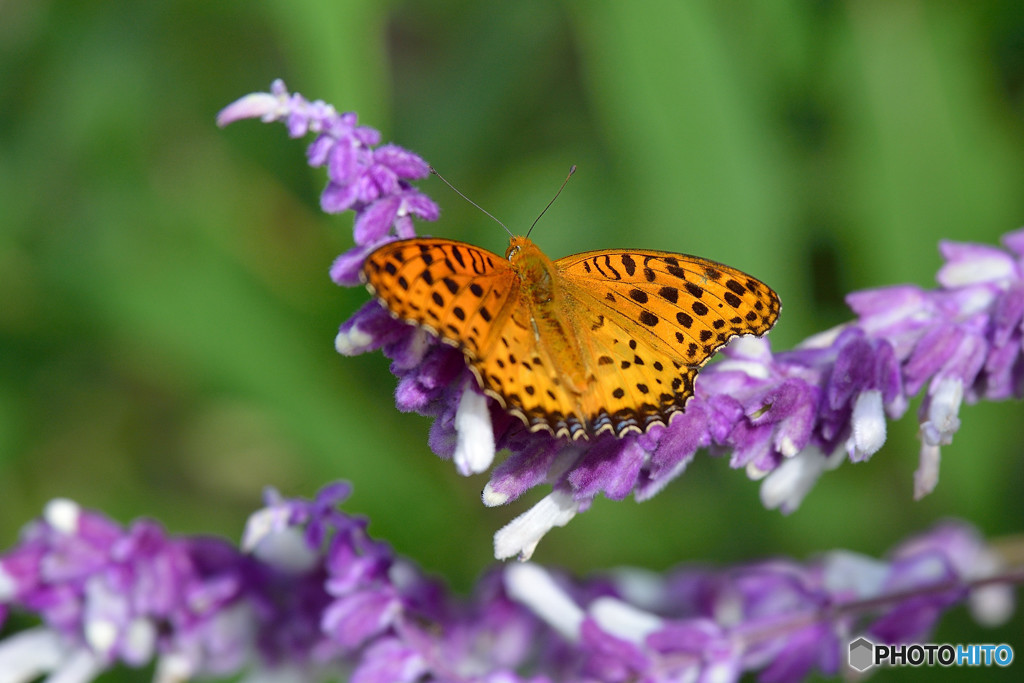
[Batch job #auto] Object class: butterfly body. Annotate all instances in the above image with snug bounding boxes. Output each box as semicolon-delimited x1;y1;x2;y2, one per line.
505;236;592;395
362;236;780;440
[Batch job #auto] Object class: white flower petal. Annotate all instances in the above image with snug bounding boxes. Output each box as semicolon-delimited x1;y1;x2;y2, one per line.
493;491;578;560
745;461;771;480
43;499;80;534
122;618;156;666
249;526;317;573
776;434;800;459
796;323;847;350
241;507;288;553
504;563;583;640
937;253;1016;287
921;377;963;446
454;387;495;475
481;483;509;507
822;551;888;597
43;646;103;683
716;359;772;379
969;582;1016;628
590;597;662;643
215;92;283;127
0;628;63;683
84;618;118;657
0;567;15;602
608;568;664;611
760;447;842;514
154;652;196;683
914;378;963;499
962;547;1015;627
914;443;941;500
846;390;886;461
334;323;376;356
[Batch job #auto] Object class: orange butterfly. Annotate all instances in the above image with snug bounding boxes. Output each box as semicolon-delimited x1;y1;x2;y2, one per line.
362;236;780;440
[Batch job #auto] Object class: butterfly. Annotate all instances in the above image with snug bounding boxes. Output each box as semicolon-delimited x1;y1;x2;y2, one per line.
362;235;780;440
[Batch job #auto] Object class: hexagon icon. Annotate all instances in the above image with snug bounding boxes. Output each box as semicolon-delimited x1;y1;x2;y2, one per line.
848;637;875;672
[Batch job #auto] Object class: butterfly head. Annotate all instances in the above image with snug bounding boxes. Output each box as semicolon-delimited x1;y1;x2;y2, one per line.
506;236;557;300
505;235;533;261
505;236;552;266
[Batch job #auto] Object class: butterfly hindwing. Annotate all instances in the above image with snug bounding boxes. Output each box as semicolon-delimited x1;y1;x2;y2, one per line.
471;309;592;440
567;300;700;436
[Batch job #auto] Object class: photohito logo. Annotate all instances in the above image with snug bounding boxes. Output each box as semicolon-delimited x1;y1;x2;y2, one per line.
848;637;1014;671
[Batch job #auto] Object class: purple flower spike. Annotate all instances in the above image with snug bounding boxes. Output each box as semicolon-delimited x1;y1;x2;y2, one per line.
501;521;1013;683
0;498;252;680
218;80;438;262
223;82;1024;559
0;488;1016;681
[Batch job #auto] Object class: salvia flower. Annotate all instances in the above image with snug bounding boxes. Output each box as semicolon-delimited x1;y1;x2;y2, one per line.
217;78;439;286
0;485;1016;682
220;82;1024;560
0;498;252;681
505;520;1017;683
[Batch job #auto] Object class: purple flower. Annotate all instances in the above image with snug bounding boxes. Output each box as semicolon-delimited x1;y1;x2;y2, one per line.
0;487;1015;682
0;498;251;680
0;484;402;681
218;80;439;286
503;521;1012;683
221;82;1024;560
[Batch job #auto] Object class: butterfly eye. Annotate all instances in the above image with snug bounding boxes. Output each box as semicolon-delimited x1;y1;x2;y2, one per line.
507;245;521;260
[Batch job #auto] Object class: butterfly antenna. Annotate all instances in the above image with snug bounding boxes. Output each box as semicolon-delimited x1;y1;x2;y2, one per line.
430;167;514;238
526;165;576;239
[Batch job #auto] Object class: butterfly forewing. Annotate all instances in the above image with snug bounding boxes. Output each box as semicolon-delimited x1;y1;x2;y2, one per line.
364;238;593;439
362;239;516;357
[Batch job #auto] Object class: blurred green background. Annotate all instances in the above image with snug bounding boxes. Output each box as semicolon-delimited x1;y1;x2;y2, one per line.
2;0;1022;679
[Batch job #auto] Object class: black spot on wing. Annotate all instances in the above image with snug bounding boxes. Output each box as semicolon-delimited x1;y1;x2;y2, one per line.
629;289;648;304
620;254;636;276
639;311;658;326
